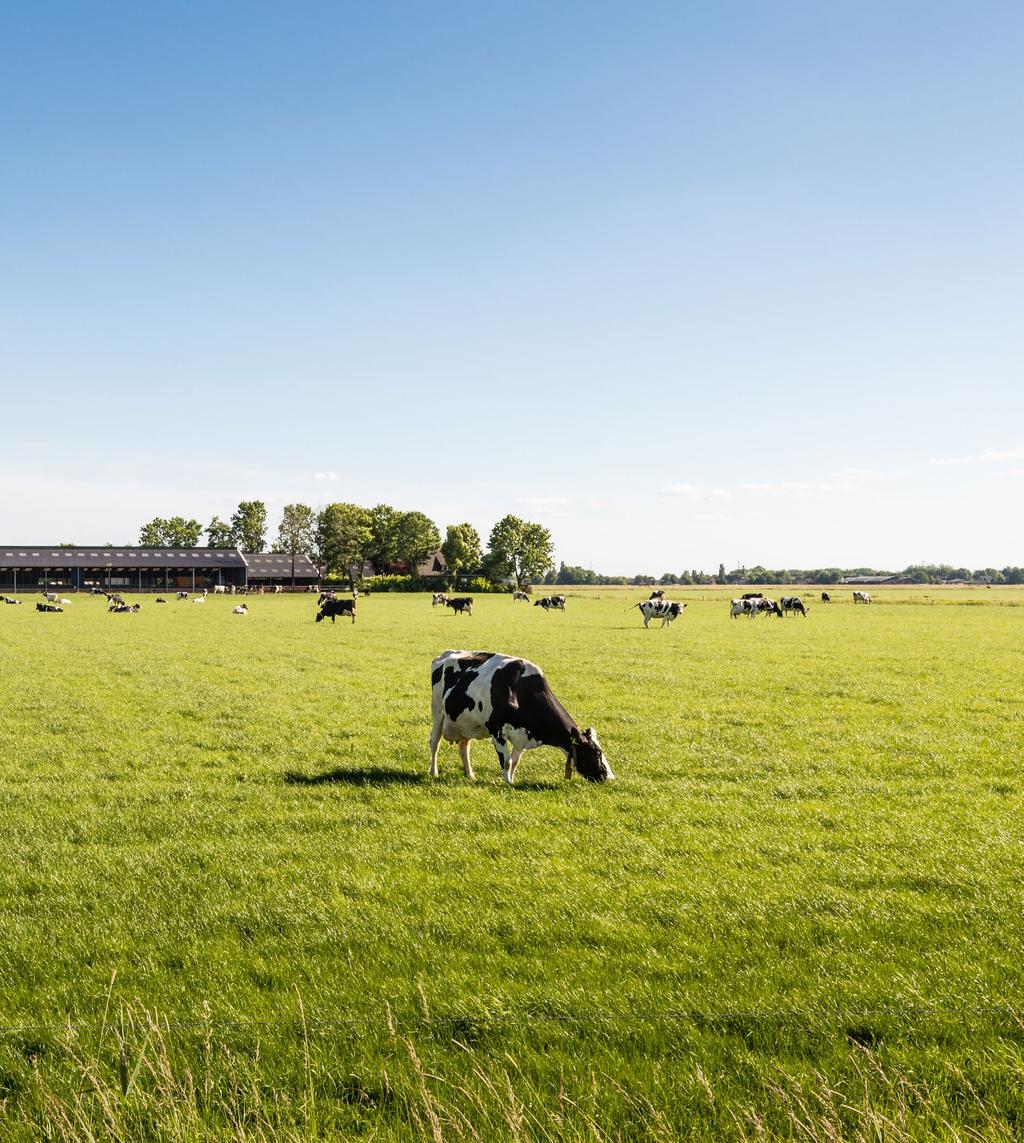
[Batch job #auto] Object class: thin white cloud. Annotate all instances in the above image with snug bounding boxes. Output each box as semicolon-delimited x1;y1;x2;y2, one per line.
661;483;733;500
739;469;889;497
313;471;340;481
929;447;1024;467
693;511;729;522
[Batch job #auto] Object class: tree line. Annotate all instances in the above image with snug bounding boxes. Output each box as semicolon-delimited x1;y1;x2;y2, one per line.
137;502;555;588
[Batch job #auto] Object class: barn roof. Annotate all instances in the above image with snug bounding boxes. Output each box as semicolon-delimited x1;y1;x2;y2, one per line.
0;546;246;568
242;552;319;578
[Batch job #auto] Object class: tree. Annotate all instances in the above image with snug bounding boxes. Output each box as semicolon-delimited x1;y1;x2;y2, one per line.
205;516;235;548
274;503;317;585
394;511;441;577
139;516;202;547
230;501;268;553
441;523;481;585
317;503;372;587
364;504;401;573
486;515;555;588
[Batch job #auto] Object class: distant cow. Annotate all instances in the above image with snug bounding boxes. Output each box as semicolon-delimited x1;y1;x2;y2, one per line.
534;596;566;611
176;592;188;601
431;592;449;607
109;603;141;613
192;597;205;604
512;590;530;602
233;603;248;615
213;585;228;594
445;597;473;616
636;599;686;628
853;590;873;604
36;602;63;613
155;598;167;603
42;591;59;603
429;650;614;785
648;589;665;600
821;592;831;603
3;596;22;605
780;596;808;617
730;598;758;618
316;598;356;624
741;592;763;600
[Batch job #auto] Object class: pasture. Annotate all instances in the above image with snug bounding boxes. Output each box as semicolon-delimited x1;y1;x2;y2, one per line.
1;588;1022;1140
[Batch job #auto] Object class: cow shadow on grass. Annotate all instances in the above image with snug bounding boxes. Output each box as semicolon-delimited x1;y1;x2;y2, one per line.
284;767;423;787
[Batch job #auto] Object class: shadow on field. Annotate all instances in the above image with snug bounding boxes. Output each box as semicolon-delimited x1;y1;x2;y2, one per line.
284;767;423;787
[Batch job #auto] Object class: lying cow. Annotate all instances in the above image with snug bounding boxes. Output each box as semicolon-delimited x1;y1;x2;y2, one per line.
445;596;473;615
780;596;808;617
431;592;449;607
636;599;686;628
3;596;23;605
853;590;872;604
36;602;63;613
534;595;566;611
109;603;142;613
429;650;614;785
741;592;763;600
512;590;530;602
233;603;248;615
155;598;167;603
176;592;189;601
192;596;205;604
316;598;356;624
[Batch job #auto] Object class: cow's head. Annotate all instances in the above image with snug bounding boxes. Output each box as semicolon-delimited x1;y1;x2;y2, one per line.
570;726;615;782
314;609;326;623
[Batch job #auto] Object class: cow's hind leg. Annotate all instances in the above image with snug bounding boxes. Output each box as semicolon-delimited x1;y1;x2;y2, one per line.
429;720;443;777
457;740;475;780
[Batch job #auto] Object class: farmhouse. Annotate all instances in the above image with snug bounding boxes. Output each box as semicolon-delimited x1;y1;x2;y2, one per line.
0;547;319;593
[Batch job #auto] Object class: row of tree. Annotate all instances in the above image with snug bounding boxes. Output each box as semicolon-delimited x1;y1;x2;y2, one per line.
138;502;556;587
543;562;1024;586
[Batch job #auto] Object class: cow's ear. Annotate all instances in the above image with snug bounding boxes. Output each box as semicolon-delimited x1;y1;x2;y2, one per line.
502;659;526;709
584;727;596;741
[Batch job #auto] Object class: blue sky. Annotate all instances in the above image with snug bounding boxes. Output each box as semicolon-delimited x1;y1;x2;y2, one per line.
3;2;1022;572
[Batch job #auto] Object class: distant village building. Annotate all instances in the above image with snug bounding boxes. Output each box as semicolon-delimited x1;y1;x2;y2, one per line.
0;546;319;593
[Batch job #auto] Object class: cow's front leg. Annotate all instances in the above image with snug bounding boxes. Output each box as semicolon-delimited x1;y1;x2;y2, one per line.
492;732;513;784
507;747;524;783
458;739;475;780
564;751;574;780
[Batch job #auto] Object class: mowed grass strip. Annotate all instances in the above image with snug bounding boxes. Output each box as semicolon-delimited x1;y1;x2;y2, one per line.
1;588;1022;1138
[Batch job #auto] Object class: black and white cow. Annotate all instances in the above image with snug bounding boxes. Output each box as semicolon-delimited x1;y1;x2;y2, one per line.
756;597;784;618
176;592;189;601
853;590;872;604
445;596;473;615
155;598;167;603
730;598;758;618
3;596;22;605
780;596;808;617
316;599;356;624
429;650;614;785
741;592;763;601
512;590;530;602
109;602;142;613
36;602;63;613
636;599;686;628
821;592;831;603
318;591;337;606
534;595;566;611
431;592;449;607
648;589;666;600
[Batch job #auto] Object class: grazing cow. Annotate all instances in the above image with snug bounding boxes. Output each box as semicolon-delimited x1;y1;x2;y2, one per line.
429;650;614;785
756;597;784;618
155;598;167;603
534;595;566;611
741;592;763;601
445;597;474;616
176;591;189;601
853;590;873;604
213;585;227;594
780;596;808;617
512;590;530;602
821;592;831;603
648;589;665;600
636;599;686;628
233;603;248;615
730;598;758;618
316;598;356;624
36;602;63;613
431;592;449;607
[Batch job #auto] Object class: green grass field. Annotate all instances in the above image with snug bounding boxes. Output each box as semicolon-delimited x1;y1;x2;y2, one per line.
1;587;1022;1140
